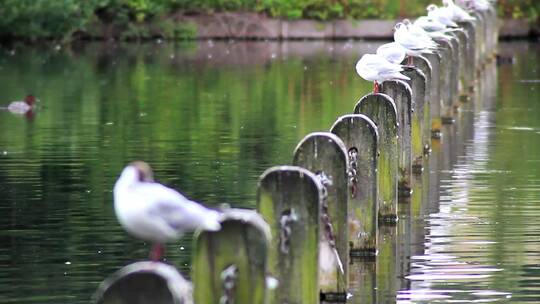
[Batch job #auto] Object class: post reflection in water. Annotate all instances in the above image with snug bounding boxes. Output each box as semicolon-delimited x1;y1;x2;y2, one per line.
0;41;538;303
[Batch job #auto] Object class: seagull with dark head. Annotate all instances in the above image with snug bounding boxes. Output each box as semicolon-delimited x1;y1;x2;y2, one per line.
113;161;221;261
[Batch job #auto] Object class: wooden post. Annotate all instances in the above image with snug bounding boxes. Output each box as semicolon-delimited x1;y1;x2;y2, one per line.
257;166;322;304
93;262;193;304
292;132;349;299
453;29;469;96
330;114;378;256
448;33;461;106
408;55;433;154
458;20;477;93
380;80;413;197
192;208;271;304
433;39;454;124
401;65;428;175
473;12;486;66
354;93;398;223
423;52;442;138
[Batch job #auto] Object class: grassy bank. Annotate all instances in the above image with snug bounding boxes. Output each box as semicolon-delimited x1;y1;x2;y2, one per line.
0;0;538;41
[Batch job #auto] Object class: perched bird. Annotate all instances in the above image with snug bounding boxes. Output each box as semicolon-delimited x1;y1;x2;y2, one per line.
376;42;407;64
394;22;437;64
412;17;455;42
414;16;448;32
1;95;36;114
443;0;476;21
427;4;459;28
113;161;221;261
355;53;410;93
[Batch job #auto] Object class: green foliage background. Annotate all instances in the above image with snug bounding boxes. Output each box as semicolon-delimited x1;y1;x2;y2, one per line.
0;0;537;40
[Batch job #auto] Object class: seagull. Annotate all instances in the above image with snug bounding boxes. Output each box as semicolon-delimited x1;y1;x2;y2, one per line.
0;95;36;114
413;17;455;42
376;42;407;64
427;4;459;28
414;16;448;32
355;53;410;93
394;22;437;64
467;0;491;11
443;0;476;21
113;161;221;261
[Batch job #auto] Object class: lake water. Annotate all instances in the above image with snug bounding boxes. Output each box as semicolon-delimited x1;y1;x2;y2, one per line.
0;40;538;303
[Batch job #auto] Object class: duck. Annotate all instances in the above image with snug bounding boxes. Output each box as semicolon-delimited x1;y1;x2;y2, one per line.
3;95;36;114
113;161;221;261
355;53;410;93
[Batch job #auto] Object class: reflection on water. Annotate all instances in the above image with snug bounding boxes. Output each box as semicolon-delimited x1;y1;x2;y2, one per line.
0;40;538;303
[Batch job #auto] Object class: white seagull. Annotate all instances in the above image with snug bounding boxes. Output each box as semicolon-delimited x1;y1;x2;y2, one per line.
114;161;221;261
355;53;410;93
443;0;476;22
427;4;459;28
394;22;437;64
376;42;407;64
413;17;455;42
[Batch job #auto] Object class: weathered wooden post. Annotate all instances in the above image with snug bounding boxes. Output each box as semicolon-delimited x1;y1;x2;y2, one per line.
401;66;428;175
93;262;193;304
330;114;378;256
405;55;433;152
354;93;398;223
452;29;469;96
489;5;498;55
473;12;486;66
192;208;271;304
434;39;454;124
458;20;477;93
448;33;461;105
257;166;322;304
380;80;413;197
292;132;349;300
423;52;442;138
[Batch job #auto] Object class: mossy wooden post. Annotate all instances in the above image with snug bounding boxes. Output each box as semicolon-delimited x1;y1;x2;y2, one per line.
401;66;427;175
453;29;469;96
354;93;398;223
93;262;193;304
434;39;454;123
405;55;433;153
192;208;271;304
292;132;349;299
380;80;413;197
257;166;322;304
488;5;498;56
448;33;461;105
423;52;442;138
473;12;486;66
330;114;378;256
458;20;477;93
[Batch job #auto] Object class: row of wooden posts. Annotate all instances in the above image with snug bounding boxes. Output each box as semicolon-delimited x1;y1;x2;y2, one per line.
94;7;499;304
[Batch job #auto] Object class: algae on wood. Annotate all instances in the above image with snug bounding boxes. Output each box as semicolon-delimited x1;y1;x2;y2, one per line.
423;52;442;137
257;166;322;304
330;114;378;256
192;208;271;304
293;132;349;298
354;93;398;223
380;80;413;197
401;66;427;174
